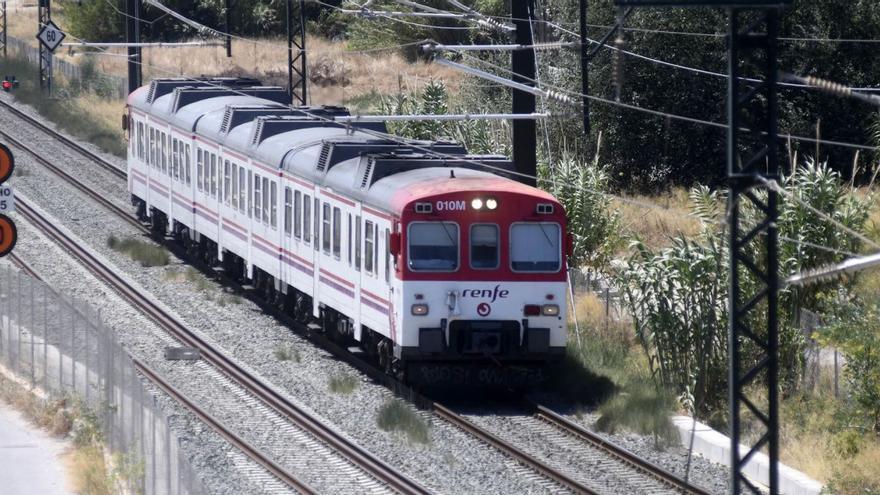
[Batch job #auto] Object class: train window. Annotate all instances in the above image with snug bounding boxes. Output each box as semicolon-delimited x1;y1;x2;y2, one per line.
294;191;302;239
148;128;155;167
347;213;352;265
355;216;361;271
303;194;311;243
322;202;331;253
284;187;292;236
172;140;180;180
210;154;218;198
161;133;167;174
364;221;375;274
238;167;246;212
385;229;391;282
197;149;205;192
185;145;192;186
137;122;144;160
254;175;262;221
231;163;239;209
510;223;561;272
224;160;231;205
332;207;341;259
270;181;277;228
247;171;253;217
470;224;499;269
262;177;270;225
314;198;320;252
407;222;459;272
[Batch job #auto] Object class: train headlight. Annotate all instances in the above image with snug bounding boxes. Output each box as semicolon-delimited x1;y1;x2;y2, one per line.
486;198;498;210
471;198;483;210
541;304;560;316
411;304;429;316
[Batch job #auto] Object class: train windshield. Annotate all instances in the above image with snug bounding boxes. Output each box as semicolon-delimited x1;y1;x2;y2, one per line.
510;223;561;272
408;222;459;271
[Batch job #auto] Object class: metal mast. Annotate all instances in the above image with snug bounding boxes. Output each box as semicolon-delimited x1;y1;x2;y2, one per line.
1;2;7;58
38;0;51;92
286;0;307;106
615;1;789;493
511;0;537;186
126;0;142;93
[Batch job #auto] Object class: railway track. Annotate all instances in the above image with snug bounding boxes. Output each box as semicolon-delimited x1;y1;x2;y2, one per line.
1;100;715;495
4;253;316;494
11;196;430;495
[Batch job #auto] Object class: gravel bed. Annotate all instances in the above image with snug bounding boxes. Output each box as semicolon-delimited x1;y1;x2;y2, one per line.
0;217;274;495
0;101;561;494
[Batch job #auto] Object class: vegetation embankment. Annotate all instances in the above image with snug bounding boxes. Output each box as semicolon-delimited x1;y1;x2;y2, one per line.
3;1;880;491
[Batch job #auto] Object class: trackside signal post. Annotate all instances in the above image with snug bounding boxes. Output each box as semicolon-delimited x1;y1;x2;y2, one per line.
37;0;51;92
0;143;17;258
614;0;791;493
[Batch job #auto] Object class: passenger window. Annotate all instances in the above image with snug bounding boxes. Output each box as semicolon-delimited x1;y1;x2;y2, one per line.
270;181;277;228
149;128;155;167
294;191;302;239
407;222;459;271
210;154;217;197
322;203;331;253
197;149;204;191
303;194;311;243
355;216;361;271
347;214;352;265
232;163;239;210
172;140;179;180
314;198;320;251
161;133;167;174
470;224;499;269
224;160;231;205
254;175;262;221
333;207;341;258
238;167;246;212
247;171;253;217
284;187;292;236
137;123;145;160
510;223;561;272
262;177;270;224
365;221;374;274
185;145;192;186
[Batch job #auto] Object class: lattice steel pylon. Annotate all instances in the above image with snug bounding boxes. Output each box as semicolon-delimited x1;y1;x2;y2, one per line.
1;2;7;58
726;8;780;494
38;0;51;92
286;0;307;106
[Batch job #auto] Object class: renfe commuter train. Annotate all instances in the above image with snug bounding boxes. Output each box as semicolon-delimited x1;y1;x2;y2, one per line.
126;77;569;386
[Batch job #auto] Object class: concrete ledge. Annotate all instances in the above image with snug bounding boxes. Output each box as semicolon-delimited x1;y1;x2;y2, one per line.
671;416;823;495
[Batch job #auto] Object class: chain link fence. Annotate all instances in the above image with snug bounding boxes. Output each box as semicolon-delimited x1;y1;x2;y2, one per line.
0;265;206;494
6;35;128;99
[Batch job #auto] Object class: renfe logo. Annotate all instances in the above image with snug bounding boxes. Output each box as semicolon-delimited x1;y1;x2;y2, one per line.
461;285;510;303
435;200;466;211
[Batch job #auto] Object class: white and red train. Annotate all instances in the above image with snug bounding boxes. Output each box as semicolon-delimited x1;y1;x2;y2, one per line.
126;77;569;385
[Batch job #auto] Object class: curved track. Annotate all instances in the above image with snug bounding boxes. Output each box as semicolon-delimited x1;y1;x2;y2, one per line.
12;196;430;495
1;99;714;495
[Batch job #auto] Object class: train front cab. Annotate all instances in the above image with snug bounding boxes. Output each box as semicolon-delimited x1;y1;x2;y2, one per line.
394;187;569;386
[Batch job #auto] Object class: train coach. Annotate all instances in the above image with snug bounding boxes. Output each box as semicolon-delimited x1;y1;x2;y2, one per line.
126;77;569;386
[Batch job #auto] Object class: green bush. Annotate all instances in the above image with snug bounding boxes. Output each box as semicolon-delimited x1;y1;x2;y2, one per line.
106;236;169;267
328;374;359;394
376;399;430;444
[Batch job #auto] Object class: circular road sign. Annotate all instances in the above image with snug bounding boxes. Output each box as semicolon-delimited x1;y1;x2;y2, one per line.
0;143;14;183
0;214;17;257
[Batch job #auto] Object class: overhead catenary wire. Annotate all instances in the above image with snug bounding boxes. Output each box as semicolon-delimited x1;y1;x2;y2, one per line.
448;52;880;152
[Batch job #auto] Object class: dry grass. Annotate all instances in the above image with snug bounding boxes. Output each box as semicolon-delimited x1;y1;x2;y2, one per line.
64;447;112;495
614;187;701;250
5;4;460;107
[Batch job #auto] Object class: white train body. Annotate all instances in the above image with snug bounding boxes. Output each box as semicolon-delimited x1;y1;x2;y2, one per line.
126;78;568;385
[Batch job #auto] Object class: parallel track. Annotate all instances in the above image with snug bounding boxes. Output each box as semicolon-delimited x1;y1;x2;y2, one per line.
3;253;316;494
2;100;714;495
12;196;430;495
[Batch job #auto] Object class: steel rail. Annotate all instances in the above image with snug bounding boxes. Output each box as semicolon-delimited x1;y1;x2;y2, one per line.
0;99;127;179
133;358;318;495
2;97;709;495
0;128;146;233
13;196;431;495
3;251;315;494
529;402;712;495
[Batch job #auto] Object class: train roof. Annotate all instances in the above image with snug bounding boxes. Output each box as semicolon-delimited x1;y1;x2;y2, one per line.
129;78;548;216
